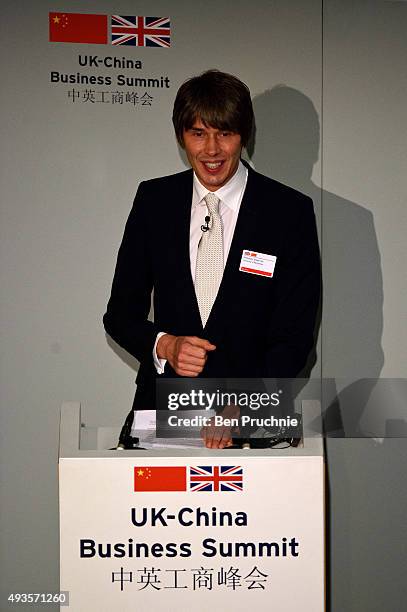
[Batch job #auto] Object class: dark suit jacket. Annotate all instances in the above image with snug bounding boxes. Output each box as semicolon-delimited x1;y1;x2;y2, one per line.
103;165;320;409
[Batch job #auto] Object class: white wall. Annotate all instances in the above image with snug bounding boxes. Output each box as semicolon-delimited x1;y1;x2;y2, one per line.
323;2;407;610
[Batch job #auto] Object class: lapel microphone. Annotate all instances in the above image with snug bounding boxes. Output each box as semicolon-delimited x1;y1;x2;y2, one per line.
201;215;211;232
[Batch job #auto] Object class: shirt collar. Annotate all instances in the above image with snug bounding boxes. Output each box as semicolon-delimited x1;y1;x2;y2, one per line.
192;161;248;211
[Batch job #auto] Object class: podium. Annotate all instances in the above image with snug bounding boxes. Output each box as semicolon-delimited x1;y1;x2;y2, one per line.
59;402;325;611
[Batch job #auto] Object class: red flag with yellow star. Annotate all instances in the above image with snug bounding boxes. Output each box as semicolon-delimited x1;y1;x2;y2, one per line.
49;12;108;44
134;467;187;492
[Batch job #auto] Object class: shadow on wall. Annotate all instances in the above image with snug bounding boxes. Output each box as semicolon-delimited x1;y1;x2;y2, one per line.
247;85;384;429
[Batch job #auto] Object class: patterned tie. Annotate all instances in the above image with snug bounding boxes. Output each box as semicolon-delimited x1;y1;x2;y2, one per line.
195;192;224;327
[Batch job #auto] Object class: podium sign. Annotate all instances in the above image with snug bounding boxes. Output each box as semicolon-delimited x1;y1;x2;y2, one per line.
59;404;325;611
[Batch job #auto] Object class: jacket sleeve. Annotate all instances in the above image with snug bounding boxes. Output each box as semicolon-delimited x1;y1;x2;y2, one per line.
265;195;321;378
103;181;159;363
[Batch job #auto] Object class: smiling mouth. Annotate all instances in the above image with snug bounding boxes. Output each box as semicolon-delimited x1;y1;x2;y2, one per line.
202;161;224;171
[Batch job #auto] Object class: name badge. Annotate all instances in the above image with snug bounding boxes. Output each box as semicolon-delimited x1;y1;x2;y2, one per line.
239;250;277;277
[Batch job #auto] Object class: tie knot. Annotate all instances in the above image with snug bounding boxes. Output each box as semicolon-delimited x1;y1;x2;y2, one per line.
204;192;220;215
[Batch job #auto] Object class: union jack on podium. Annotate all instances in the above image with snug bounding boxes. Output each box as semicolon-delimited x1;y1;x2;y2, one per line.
111;16;171;47
189;466;243;492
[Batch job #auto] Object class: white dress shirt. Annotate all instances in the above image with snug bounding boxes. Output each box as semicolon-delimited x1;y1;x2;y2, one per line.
153;161;248;373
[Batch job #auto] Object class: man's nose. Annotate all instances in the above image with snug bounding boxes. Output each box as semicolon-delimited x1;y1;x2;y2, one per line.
204;134;220;156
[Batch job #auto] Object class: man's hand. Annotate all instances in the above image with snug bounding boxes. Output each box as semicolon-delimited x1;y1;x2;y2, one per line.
201;405;240;449
157;334;216;377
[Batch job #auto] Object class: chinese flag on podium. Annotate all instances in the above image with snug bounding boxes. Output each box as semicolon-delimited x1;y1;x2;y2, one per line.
134;467;187;492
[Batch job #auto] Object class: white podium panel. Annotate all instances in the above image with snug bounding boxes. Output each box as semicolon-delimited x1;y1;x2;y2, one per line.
59;403;325;611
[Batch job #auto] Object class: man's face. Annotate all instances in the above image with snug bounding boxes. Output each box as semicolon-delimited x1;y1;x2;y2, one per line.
182;119;242;191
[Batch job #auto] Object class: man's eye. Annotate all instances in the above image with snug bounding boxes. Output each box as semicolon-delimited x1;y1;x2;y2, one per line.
221;131;232;137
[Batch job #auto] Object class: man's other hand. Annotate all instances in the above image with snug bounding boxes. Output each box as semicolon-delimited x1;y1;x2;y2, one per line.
156;334;216;376
201;405;240;449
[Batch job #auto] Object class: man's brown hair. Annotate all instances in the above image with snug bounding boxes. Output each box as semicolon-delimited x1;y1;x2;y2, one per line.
172;69;254;147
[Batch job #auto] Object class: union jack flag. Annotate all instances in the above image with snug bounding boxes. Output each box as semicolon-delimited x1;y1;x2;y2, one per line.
189;466;243;492
111;16;171;47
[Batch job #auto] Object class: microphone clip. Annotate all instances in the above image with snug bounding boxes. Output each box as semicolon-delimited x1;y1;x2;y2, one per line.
201;215;211;232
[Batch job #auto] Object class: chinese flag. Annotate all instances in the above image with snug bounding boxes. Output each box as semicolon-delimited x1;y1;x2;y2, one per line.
134;467;187;492
49;12;108;44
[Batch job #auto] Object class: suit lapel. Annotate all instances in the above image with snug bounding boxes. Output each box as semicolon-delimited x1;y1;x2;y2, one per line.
170;170;204;330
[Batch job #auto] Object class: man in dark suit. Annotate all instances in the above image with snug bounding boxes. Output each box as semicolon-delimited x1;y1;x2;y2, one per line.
104;70;320;448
